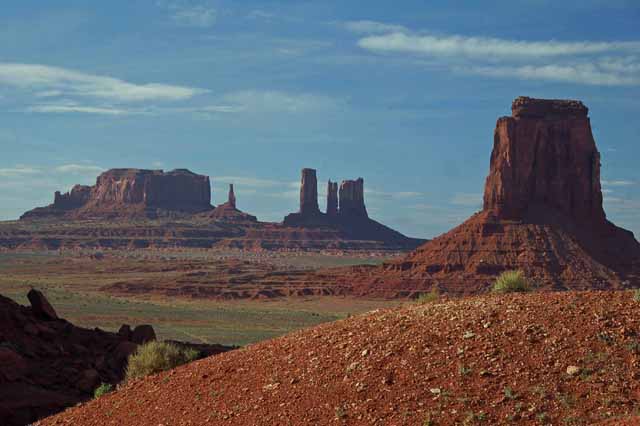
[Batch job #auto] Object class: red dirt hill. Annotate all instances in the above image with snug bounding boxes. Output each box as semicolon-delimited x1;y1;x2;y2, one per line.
347;97;640;296
37;291;640;425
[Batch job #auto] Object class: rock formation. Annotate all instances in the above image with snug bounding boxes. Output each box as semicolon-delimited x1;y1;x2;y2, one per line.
299;168;320;215
0;291;233;426
282;168;423;248
200;183;257;223
21;169;213;220
228;184;236;209
348;96;640;296
326;181;338;217
283;168;327;226
338;178;368;219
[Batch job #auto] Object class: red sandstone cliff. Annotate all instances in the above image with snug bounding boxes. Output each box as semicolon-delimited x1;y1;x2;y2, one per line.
21;169;213;220
345;97;640;296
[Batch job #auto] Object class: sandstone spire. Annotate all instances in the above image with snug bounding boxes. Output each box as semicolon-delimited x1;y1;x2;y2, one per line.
326;180;338;217
228;184;236;209
299;168;320;215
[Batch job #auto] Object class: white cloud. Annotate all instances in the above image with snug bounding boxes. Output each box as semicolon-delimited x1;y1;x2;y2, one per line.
465;63;640;86
26;104;135;115
221;90;343;113
0;166;41;177
170;5;217;27
55;164;104;175
450;192;483;206
0;63;207;102
358;32;640;59
343;21;408;35
353;27;640;86
602;179;635;186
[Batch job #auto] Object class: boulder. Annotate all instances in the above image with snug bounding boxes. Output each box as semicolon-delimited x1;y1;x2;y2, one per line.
27;289;58;320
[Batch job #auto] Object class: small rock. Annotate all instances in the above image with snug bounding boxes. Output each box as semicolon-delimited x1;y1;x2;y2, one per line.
566;365;581;376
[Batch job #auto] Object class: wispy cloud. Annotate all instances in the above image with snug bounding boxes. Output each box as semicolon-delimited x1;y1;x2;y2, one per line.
358;32;640;59
465;63;640;86
221;90;343;113
602;179;635;186
0;166;41;177
0;63;207;102
450;192;482;207
342;20;408;35
26;103;135;115
353;27;640;86
158;1;217;28
55;164;104;175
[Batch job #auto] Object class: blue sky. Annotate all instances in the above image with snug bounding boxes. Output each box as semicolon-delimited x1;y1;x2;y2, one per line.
1;0;638;239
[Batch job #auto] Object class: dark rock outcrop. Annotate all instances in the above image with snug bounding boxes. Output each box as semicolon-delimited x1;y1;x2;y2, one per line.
131;325;156;345
27;290;58;320
21;169;213;220
0;291;234;426
338;178;368;219
347;96;640;296
299;168;320;216
326;181;338;217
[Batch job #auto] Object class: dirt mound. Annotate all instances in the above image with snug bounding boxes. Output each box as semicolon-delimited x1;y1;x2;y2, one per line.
0;291;233;426
37;291;640;425
345;97;640;295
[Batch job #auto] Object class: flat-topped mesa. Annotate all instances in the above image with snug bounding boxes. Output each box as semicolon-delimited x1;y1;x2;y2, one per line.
21;168;213;220
339;178;368;219
483;96;605;225
511;96;588;120
228;184;236;209
299;168;320;215
91;168;211;210
326;181;338;217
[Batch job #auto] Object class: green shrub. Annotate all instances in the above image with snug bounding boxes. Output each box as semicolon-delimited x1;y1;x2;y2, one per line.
416;289;439;304
93;382;113;398
125;341;200;381
492;270;531;293
633;289;640;302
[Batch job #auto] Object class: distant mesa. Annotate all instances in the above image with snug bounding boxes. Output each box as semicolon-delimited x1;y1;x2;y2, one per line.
348;96;640;296
21;168;213;220
199;183;257;223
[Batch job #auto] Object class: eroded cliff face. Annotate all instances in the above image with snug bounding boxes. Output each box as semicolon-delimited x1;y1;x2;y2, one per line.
326;181;338;217
21;169;212;220
483;97;605;225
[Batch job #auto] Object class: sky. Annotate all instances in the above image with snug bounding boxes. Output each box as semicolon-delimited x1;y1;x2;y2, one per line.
0;0;639;239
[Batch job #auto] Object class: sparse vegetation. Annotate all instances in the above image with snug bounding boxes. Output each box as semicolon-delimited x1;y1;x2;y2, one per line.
125;341;200;381
416;289;439;304
633;288;640;302
492;270;531;293
93;382;113;398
